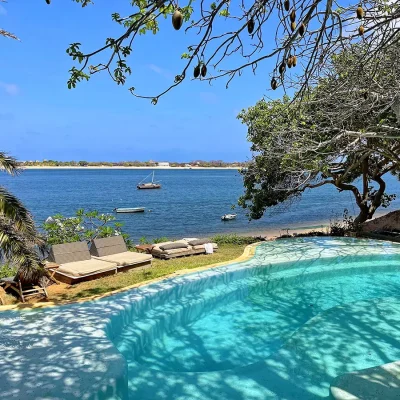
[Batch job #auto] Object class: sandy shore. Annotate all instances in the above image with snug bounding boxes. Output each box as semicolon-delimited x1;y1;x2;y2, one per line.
231;210;391;240
23;166;242;170
226;224;330;240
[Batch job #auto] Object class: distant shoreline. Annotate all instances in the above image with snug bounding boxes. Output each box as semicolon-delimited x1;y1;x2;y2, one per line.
23;166;242;170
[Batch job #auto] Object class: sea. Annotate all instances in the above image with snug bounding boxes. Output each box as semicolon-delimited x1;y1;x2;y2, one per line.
2;169;400;242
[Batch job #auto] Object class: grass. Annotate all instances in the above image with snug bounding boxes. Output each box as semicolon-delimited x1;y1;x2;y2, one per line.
43;244;247;303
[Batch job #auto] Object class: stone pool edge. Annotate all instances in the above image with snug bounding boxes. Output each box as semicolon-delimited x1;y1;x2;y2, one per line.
0;242;260;312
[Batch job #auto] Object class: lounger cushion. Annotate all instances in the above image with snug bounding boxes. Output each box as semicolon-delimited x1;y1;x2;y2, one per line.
93;251;152;267
192;243;218;250
49;242;91;264
188;238;212;246
159;242;189;251
152;248;194;257
57;259;117;277
90;236;128;257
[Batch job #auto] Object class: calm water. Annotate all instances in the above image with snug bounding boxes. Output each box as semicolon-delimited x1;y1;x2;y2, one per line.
112;238;400;399
2;169;400;241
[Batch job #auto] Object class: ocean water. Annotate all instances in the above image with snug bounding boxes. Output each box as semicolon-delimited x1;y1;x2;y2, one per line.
2;169;400;242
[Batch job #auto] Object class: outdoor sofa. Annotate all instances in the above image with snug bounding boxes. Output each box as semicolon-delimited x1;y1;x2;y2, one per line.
151;238;218;260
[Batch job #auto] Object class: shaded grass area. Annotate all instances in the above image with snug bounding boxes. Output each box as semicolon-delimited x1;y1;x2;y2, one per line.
45;244;247;303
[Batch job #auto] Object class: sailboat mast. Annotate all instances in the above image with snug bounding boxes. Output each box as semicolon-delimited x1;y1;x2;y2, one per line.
152;171;154;184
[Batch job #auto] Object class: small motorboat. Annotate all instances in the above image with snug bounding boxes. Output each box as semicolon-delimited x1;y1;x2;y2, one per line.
221;214;237;221
113;207;145;213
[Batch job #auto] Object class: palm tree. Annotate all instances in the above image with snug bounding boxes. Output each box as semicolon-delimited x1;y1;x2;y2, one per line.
0;152;45;283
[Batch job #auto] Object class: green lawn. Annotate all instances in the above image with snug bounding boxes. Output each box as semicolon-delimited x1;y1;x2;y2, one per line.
46;244;247;303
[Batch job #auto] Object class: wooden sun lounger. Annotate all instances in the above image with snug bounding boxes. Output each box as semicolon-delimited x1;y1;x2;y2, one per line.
47;241;119;285
0;276;48;303
90;236;153;272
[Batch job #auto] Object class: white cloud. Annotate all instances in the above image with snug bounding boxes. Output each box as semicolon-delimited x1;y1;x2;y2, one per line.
148;64;173;79
0;82;19;95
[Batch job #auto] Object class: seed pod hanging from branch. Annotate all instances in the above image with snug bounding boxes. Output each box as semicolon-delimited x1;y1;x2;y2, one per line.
172;9;183;30
271;78;278;90
284;0;290;12
201;64;207;77
247;18;255;34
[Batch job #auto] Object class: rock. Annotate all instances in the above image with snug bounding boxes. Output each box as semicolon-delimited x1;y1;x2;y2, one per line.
0;286;7;305
361;210;400;233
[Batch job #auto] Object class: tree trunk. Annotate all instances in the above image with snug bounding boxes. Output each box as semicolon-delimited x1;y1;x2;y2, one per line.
354;209;370;225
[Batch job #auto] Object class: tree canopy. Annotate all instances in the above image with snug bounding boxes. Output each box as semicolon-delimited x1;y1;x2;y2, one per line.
237;40;400;224
57;0;400;103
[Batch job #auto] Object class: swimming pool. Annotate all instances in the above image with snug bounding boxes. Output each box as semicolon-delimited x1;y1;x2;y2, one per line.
1;237;400;399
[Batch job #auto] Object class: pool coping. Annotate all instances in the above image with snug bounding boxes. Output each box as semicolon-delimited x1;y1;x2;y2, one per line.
2;237;400;400
0;242;260;312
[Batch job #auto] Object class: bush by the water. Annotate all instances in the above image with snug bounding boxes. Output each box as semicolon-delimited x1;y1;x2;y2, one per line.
210;234;261;245
329;209;355;236
138;234;260;246
139;236;169;244
43;209;133;248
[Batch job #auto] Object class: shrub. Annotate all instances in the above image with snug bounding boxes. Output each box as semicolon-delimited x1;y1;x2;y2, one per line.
329;209;355;236
153;237;170;244
43;209;133;248
0;264;17;279
210;234;260;245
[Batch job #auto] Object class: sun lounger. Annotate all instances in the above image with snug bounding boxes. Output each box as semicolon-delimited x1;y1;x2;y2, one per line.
90;236;152;271
47;241;118;284
0;276;48;303
151;239;218;260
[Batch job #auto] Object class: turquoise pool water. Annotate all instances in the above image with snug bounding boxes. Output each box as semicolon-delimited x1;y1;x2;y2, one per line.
2;237;400;400
110;238;400;399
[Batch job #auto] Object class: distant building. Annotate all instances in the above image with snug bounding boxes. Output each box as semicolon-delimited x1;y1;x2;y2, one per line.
185;164;192;168
157;162;170;167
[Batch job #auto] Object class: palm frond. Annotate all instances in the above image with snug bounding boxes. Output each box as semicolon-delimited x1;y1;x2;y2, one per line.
0;217;45;283
0;186;42;243
0;152;20;175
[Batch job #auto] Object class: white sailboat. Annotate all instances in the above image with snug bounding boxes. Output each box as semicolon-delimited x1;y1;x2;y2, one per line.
137;171;161;190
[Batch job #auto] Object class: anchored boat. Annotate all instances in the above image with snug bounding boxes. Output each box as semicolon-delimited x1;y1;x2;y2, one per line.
137;171;161;190
113;207;145;213
221;214;237;221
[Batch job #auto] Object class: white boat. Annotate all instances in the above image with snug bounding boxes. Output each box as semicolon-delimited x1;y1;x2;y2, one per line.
113;207;145;213
221;214;237;221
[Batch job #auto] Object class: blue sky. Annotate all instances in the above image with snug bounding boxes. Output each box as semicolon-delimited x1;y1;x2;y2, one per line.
0;1;280;162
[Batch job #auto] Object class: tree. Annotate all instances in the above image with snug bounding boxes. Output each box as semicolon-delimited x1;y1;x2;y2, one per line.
237;41;400;225
60;0;400;103
0;153;45;283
